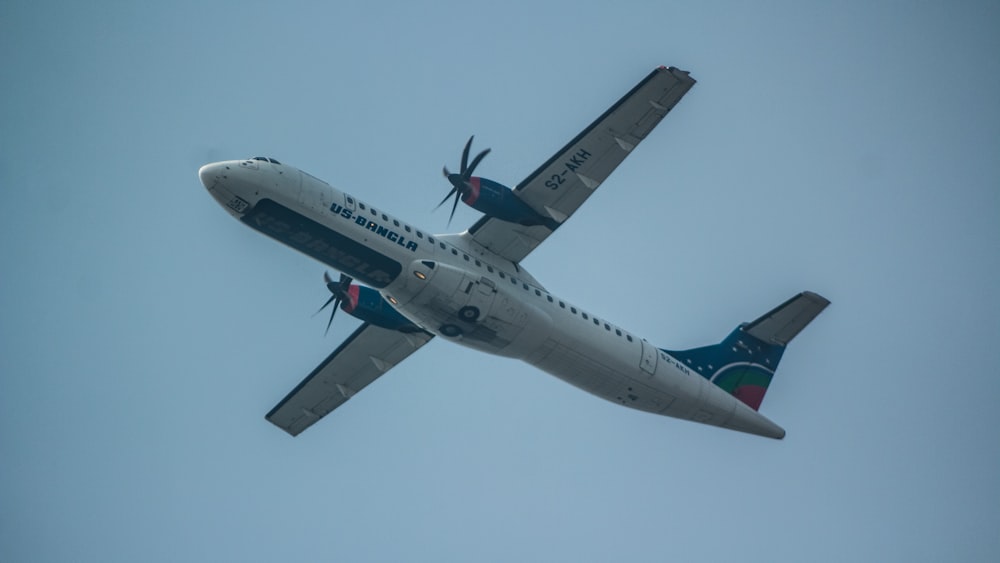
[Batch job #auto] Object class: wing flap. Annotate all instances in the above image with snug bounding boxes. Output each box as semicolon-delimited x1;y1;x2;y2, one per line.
265;323;433;436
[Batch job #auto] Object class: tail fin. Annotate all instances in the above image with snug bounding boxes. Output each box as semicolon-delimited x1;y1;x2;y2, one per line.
664;291;829;411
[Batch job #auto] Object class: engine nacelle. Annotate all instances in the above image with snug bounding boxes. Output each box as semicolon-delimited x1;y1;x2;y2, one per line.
463;177;559;229
345;285;422;333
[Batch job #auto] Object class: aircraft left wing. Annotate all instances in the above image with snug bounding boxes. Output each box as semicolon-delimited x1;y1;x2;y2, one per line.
266;323;434;436
467;66;696;264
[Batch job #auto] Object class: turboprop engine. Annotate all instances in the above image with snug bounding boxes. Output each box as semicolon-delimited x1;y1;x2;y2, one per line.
436;136;559;229
316;272;422;334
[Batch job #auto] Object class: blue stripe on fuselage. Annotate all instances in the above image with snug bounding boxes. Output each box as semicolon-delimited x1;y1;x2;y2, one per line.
242;199;402;288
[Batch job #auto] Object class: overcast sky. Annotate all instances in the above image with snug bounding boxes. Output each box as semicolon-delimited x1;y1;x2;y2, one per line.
2;1;998;561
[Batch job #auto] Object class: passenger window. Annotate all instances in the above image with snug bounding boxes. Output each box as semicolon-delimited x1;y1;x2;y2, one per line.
604;323;611;331
570;307;577;314
499;272;505;278
559;301;566;308
393;219;400;227
451;249;458;255
593;318;600;325
487;266;494;273
371;208;377;215
417;231;423;239
615;329;622;336
346;197;354;205
404;225;411;233
522;283;529;290
582;312;588;320
626;334;633;342
463;254;470;261
535;289;541;297
439;242;446;249
359;203;366;210
428;237;435;244
547;296;553;303
381;214;388;221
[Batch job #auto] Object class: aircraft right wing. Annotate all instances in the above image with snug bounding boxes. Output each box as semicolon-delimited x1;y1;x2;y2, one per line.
466;66;696;264
266;323;434;436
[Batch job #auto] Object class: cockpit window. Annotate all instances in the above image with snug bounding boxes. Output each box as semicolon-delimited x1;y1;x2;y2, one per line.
251;156;281;165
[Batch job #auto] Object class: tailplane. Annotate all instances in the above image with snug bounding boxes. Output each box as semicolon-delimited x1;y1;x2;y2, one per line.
664;291;829;411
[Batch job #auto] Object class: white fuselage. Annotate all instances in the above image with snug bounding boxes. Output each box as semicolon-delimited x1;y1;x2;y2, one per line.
200;158;784;438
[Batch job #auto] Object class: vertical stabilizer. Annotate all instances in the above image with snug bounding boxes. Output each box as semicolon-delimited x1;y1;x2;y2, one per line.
664;292;829;410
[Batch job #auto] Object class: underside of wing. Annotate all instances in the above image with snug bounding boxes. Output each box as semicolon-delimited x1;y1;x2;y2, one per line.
266;323;434;436
467;66;696;263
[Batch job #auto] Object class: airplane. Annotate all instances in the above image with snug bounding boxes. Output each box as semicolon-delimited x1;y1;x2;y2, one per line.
199;66;829;439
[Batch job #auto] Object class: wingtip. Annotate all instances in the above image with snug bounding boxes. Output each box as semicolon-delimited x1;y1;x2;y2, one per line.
803;290;832;308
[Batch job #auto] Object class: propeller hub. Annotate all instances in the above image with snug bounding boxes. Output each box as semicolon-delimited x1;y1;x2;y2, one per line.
317;272;354;335
447;174;470;192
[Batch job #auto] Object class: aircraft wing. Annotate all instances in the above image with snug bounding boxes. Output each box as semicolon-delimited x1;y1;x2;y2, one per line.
467;66;696;264
266;323;434;436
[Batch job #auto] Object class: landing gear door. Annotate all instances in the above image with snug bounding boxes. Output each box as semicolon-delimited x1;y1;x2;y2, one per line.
457;276;497;323
640;339;658;375
470;276;498;317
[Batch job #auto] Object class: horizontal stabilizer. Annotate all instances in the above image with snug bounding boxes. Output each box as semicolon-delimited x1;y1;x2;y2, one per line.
744;291;830;346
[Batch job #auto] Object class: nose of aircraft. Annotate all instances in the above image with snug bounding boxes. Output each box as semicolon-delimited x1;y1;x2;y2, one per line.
198;162;226;190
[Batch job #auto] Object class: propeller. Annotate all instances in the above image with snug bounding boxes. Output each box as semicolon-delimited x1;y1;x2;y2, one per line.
315;271;353;335
436;136;490;225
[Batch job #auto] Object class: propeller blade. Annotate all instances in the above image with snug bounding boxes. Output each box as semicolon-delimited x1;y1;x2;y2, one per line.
437;136;491;225
434;187;458;211
465;148;491;179
317;271;353;335
326;272;351;294
460;136;473;173
325;303;338;335
314;294;337;316
448;191;461;225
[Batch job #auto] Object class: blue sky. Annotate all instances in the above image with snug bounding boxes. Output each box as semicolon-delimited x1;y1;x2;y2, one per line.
2;1;998;561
